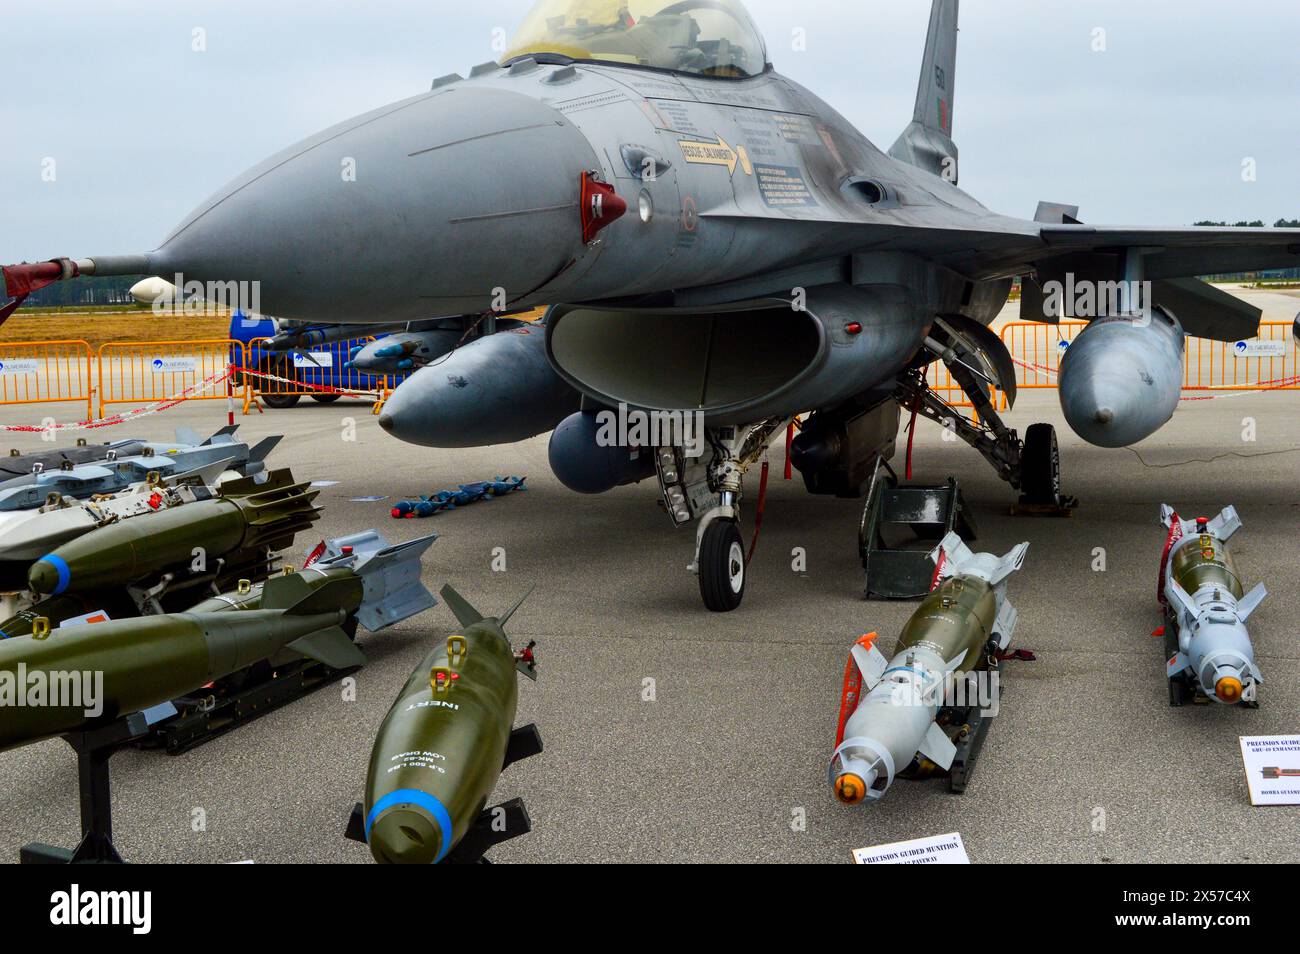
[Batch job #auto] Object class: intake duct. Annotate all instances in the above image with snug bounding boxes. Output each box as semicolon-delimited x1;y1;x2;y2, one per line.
545;283;930;425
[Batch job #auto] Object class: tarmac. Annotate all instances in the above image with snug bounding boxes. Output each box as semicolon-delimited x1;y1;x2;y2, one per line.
0;292;1296;864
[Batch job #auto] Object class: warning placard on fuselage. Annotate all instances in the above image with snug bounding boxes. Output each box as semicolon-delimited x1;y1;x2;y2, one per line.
754;164;817;208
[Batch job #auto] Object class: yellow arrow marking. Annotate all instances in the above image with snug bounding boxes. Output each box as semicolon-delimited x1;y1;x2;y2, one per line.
677;134;751;176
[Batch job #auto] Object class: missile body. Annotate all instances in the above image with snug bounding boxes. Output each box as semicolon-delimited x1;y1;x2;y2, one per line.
27;471;319;596
363;584;535;864
265;322;403;352
1058;309;1185;447
831;533;1028;804
1159;505;1265;704
348;327;461;374
0;576;360;752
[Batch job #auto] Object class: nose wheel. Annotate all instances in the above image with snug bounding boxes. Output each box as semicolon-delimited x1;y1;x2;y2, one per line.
698;519;746;612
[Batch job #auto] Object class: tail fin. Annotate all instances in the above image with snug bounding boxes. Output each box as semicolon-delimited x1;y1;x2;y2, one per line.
440;583;484;628
263;574;359;615
888;0;960;182
350;532;439;632
248;435;283;463
931;531;1029;586
439;582;533;629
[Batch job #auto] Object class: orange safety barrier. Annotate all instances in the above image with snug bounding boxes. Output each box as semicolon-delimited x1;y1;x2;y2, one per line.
97;340;246;418
243;336;390;410
0;340;96;419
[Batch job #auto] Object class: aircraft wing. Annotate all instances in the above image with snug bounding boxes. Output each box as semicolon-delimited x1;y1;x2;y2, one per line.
1034;224;1300;282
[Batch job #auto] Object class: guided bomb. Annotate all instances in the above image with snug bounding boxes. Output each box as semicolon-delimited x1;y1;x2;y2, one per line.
831;533;1028;804
1158;505;1266;706
0;575;361;753
361;584;537;864
27;470;319;596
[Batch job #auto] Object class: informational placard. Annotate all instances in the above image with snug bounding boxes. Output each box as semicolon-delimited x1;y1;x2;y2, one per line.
151;356;197;373
1239;735;1300;805
293;352;334;368
852;831;970;865
0;359;40;376
1232;339;1287;358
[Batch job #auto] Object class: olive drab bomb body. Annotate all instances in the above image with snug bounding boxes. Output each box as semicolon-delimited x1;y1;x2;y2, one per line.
1158;505;1266;706
0;575;362;753
831;532;1029;805
362;584;538;864
26;470;320;597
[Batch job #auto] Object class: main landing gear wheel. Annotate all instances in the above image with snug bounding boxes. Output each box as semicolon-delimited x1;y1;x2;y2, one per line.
1019;423;1061;505
699;519;746;612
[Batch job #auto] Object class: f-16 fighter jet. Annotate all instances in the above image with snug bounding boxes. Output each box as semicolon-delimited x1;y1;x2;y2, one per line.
5;1;1297;610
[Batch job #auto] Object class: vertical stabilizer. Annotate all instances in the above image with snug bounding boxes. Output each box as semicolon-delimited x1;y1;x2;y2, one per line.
888;0;960;182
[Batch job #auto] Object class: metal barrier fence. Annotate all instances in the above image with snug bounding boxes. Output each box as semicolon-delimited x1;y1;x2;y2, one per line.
98;340;245;418
243;336;389;409
0;340;96;419
0;324;1294;423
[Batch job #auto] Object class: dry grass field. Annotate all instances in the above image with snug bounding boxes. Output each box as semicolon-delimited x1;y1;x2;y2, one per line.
0;309;231;347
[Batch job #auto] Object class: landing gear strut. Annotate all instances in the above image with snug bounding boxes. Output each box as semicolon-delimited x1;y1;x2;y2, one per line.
659;418;789;613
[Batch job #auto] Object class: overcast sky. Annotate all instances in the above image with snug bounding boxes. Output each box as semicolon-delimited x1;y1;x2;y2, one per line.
1;0;1296;262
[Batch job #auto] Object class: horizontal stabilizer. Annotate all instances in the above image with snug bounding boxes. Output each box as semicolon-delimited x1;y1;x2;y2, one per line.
1034;201;1081;225
287;625;366;669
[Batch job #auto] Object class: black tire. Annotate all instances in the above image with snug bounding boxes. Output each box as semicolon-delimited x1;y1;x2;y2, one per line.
256;360;302;409
1020;423;1060;504
699;519;746;612
310;393;342;404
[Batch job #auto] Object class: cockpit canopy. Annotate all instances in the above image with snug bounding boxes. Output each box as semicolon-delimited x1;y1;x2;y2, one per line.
501;0;769;78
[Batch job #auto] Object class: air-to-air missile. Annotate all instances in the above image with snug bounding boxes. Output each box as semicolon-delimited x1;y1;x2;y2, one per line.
26;469;319;598
831;532;1028;804
263;321;406;352
347;325;462;374
1158;505;1267;706
187;530;438;636
0;574;363;753
0;426;279;512
359;584;539;864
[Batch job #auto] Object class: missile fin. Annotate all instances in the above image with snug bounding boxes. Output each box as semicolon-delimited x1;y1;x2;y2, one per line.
942;648;969;673
287;625;366;669
988;541;1030;585
498;585;535;627
440;584;484;628
165;455;236;488
248;435;283;463
199;424;240;446
918;722;957;771
1167;651;1191;677
850;641;889;691
1165;580;1199;627
1237;582;1267;622
174;426;204;447
353;533;440;632
1158;503;1177;529
991;598;1018;650
264;575;359;616
1207;506;1242;541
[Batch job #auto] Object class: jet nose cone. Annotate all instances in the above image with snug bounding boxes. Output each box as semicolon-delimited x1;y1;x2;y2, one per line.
368;809;444;865
152;86;600;323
